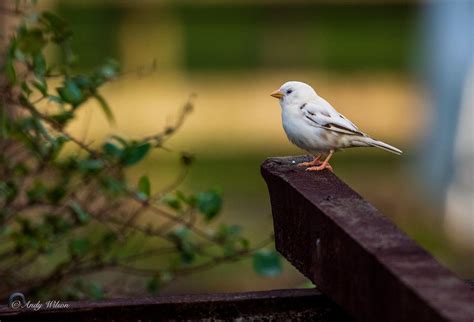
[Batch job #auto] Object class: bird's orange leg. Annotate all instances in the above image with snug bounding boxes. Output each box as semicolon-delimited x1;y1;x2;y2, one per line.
306;150;334;172
297;154;321;168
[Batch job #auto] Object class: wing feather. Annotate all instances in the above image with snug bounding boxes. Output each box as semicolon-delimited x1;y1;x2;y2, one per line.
302;100;366;137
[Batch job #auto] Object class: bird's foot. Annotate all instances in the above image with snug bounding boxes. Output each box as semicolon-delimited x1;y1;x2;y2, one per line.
297;156;321;168
306;163;333;172
297;160;322;168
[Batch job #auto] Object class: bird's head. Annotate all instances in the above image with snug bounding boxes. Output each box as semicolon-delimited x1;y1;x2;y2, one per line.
270;81;317;106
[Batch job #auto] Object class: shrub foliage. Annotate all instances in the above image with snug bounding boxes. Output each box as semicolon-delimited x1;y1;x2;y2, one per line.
0;3;279;299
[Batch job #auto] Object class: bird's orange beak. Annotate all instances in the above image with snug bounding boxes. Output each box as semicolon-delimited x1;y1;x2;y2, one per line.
270;89;284;99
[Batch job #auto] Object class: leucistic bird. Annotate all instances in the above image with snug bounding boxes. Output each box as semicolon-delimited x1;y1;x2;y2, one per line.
271;81;402;171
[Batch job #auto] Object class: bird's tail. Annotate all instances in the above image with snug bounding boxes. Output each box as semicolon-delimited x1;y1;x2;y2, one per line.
357;137;403;155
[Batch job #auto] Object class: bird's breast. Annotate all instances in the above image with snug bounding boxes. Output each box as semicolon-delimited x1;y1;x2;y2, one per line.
281;108;340;153
282;110;318;151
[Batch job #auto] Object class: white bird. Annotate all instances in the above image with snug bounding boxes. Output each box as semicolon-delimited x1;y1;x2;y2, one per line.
270;81;402;171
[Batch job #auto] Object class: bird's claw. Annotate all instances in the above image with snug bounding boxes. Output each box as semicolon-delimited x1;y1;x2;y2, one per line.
297;160;322;168
305;163;333;172
297;156;322;168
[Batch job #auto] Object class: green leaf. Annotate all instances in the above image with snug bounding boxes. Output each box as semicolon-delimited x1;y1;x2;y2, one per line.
71;75;92;88
102;142;122;159
196;190;222;222
253;250;282;277
50;111;74;125
240;238;250;250
41;11;66;29
89;282;104;300
121;142;151;166
40;11;72;43
100;232;117;251
0;181;17;203
21;82;32;97
69;238;90;257
33;53;46;78
98;59;120;80
47;185;66;204
0;105;10;138
137;175;151;200
100;176;125;195
69;202;90;224
44;214;72;235
6;60;17;84
147;275;160;295
17;27;46;55
215;224;244;256
216;224;241;240
49;135;70;158
57;79;84;106
6;42;17;83
162;194;181;210
32;79;48;96
78;159;103;172
179;245;195;264
176;190;196;207
94;94;114;123
168;227;195;264
26;181;47;202
170;226;189;241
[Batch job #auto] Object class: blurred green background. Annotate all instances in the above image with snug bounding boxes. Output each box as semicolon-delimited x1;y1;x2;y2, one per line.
36;0;472;294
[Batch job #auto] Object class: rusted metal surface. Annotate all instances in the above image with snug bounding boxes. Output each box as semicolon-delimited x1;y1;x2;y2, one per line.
261;156;474;322
0;288;352;321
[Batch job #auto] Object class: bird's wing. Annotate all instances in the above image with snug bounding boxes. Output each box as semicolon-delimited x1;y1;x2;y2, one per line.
301;100;366;137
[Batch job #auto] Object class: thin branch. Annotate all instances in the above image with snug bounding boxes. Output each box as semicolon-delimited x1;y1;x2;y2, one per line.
143;94;195;145
16;99;99;156
65;235;274;280
152;165;189;199
115;59;158;79
132;196;216;243
119;246;177;262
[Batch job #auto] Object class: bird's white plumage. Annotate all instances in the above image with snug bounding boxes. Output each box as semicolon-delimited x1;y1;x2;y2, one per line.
275;81;402;155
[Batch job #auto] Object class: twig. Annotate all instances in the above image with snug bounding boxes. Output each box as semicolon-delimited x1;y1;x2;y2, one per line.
143;94;195;145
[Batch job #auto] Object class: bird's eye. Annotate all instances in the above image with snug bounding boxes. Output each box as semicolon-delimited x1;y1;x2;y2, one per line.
286;89;293;94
